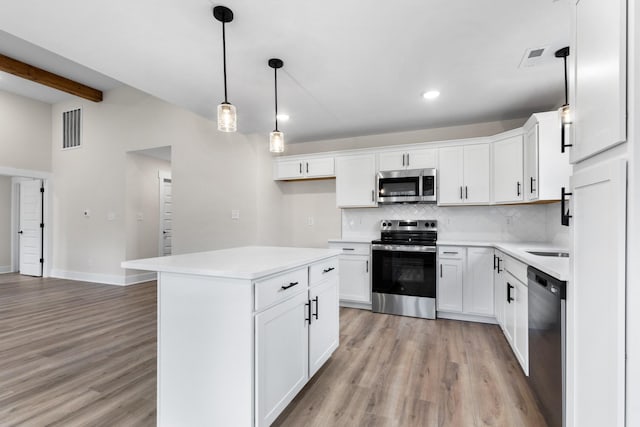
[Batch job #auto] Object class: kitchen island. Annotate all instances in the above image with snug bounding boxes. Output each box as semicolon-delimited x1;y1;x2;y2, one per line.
122;246;341;427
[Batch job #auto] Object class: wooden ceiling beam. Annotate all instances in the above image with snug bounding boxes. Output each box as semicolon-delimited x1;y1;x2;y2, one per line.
0;53;103;102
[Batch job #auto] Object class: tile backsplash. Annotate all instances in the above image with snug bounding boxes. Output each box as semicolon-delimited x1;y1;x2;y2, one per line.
342;203;569;246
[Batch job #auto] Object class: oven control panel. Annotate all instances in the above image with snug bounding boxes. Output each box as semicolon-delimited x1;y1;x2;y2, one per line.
380;219;437;231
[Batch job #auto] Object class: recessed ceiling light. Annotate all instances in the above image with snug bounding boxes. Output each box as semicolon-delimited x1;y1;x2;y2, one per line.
422;90;440;100
276;113;290;121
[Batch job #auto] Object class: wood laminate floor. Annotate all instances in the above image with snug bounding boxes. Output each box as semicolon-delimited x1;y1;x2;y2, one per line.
0;274;546;426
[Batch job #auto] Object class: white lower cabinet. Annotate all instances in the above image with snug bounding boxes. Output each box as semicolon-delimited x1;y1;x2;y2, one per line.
437;256;464;312
437;246;494;321
493;251;506;329
255;259;340;427
255;292;309;427
328;242;371;306
309;278;340;377
500;258;529;375
464;247;494;316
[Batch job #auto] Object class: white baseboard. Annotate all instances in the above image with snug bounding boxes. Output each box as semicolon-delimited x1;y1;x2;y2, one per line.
436;311;498;325
50;269;157;286
0;265;13;274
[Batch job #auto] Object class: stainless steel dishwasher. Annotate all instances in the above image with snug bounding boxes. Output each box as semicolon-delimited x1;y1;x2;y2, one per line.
528;266;566;427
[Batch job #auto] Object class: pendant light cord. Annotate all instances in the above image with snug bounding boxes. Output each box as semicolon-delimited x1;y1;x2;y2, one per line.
563;56;568;105
222;22;228;103
274;67;279;131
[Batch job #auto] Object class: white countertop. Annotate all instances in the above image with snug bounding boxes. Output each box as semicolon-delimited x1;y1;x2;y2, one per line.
438;240;569;281
121;246;341;280
328;237;373;244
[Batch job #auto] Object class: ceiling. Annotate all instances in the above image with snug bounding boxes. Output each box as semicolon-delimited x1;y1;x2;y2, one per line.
0;0;570;143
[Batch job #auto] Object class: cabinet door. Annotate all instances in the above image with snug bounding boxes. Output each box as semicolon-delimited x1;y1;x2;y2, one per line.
462;144;491;204
309;278;340;377
275;160;304;180
568;159;626;427
503;273;516;344
305;157;334;178
378;151;406;171
464;247;494;316
514;279;529;375
335;154;377;208
493;135;524;203
571;0;626;163
406;148;437;169
338;255;371;303
437;258;463;312
255;292;309;427
524;124;539;201
493;254;505;328
438;146;464;205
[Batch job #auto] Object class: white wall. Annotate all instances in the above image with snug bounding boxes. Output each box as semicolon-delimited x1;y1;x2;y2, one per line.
0;176;11;272
125;152;171;268
50;86;258;284
280;118;528;156
0;90;52;172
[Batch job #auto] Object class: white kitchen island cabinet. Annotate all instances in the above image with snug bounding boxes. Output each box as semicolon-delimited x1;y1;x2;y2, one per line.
122;246;340;427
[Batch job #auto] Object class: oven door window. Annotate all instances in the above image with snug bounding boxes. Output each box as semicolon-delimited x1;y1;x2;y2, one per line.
372;250;436;298
379;178;419;197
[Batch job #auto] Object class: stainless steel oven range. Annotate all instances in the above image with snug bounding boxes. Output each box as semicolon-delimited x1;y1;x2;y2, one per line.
371;220;437;319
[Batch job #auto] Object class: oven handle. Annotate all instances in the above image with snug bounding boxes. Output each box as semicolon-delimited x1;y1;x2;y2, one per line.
371;244;436;253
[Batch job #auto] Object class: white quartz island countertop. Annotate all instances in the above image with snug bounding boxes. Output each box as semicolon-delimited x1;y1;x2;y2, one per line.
121;245;341;280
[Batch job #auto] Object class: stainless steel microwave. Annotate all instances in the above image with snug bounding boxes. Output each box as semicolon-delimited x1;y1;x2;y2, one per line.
377;168;437;204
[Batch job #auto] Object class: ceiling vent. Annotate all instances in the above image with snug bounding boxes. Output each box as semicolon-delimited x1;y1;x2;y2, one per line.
519;46;551;68
62;108;82;149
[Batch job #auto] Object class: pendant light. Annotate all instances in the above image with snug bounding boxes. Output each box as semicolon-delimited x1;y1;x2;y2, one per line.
214;6;236;132
555;46;571;152
268;58;285;153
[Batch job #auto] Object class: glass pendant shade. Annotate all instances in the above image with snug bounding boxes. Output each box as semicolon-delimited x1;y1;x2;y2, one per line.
217;102;237;132
560;104;571;125
269;130;284;153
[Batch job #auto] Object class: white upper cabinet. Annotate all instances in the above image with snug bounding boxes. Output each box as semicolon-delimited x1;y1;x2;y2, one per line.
523;112;571;202
378;147;437;171
274;156;334;180
493;134;524;203
335;154;377;208
570;0;627;163
438;143;490;205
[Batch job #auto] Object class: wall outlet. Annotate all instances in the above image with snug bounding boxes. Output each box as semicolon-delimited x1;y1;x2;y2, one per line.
307;216;314;226
231;209;240;220
83;209;91;217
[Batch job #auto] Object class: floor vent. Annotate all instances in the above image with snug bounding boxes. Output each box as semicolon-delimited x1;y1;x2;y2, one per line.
519;46;551;68
62;108;82;149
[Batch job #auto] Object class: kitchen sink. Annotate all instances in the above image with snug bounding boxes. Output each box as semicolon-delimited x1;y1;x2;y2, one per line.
526;250;569;258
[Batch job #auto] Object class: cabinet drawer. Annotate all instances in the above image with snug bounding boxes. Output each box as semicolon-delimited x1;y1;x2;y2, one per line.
255;268;308;311
504;255;527;285
310;258;338;286
328;242;370;256
438;246;465;259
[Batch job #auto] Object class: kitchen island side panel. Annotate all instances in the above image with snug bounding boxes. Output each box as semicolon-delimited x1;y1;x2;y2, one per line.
157;272;254;427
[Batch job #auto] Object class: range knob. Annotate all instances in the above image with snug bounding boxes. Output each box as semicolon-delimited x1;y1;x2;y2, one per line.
431;222;436;227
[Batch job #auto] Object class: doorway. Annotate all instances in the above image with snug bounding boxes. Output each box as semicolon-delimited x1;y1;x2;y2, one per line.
124;146;172;266
0;167;51;277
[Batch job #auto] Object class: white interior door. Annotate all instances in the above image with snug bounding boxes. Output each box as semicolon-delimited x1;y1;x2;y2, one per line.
159;172;172;256
19;179;43;277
